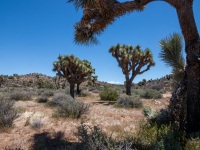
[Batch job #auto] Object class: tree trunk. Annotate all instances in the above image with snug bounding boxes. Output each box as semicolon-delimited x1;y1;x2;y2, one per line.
69;83;75;98
125;81;132;95
186;40;200;133
76;83;81;94
176;2;200;133
169;74;187;132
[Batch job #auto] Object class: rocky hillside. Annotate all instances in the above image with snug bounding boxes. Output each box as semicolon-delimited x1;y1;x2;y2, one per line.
0;73;58;88
0;73;173;91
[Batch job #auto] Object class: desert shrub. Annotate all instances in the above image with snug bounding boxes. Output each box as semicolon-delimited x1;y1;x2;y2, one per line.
63;86;70;95
36;96;48;103
89;86;102;92
139;89;162;99
40;89;54;97
92;89;99;93
0;96;20;128
150;84;163;91
10;91;35;100
49;93;89;118
55;100;90;119
76;123;132;150
37;88;45;95
143;107;156;119
0;87;9;93
88;87;99;93
76;90;90;97
48;93;73;107
37;79;56;89
159;89;167;94
132;89;144;96
116;95;143;108
30;118;43;129
143;107;170;125
185;138;200;150
133;123;182;149
99;86;119;101
151;109;170;125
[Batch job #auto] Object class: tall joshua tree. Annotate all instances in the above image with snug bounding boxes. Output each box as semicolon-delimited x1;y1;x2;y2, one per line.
109;44;155;95
69;0;200;134
53;55;95;98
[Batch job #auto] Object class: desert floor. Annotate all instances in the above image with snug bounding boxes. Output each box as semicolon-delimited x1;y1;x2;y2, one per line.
0;92;171;149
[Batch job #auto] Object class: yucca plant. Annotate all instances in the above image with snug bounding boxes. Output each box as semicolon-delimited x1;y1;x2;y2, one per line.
159;33;185;85
109;44;155;95
159;33;187;132
53;55;95;98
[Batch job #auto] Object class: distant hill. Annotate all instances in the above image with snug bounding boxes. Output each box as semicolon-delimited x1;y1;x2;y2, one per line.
0;73;173;91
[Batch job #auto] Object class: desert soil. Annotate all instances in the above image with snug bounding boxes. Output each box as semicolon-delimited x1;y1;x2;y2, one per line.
0;92;171;150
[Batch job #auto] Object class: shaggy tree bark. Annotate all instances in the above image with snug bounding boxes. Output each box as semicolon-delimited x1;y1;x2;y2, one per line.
125;80;132;95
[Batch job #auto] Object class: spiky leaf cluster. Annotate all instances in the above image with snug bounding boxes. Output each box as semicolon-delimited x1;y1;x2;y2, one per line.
159;33;185;83
109;44;155;80
68;0;145;45
53;55;95;84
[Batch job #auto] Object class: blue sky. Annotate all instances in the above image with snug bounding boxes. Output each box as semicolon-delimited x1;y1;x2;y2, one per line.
0;0;199;84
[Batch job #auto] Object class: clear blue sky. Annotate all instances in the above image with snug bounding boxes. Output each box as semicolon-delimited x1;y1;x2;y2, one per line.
0;0;199;84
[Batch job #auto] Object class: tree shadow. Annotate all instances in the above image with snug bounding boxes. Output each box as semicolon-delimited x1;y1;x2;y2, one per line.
31;131;82;150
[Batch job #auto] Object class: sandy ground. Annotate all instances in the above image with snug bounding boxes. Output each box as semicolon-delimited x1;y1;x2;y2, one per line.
0;92;170;150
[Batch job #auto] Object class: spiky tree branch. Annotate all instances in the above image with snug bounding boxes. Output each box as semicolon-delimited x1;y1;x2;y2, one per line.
69;0;152;44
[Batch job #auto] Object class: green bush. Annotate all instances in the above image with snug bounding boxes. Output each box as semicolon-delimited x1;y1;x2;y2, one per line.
0;96;20;128
137;89;162;99
133;123;182;149
99;86;119;101
116;95;143;108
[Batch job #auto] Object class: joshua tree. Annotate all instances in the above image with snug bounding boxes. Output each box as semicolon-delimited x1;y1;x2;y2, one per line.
159;33;185;85
159;33;186;131
87;75;98;86
69;0;200;134
53;55;95;98
109;44;155;95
